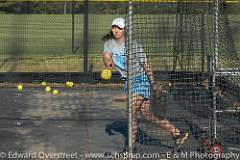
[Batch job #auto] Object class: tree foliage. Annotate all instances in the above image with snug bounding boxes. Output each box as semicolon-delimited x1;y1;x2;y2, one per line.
0;1;83;14
0;1;239;14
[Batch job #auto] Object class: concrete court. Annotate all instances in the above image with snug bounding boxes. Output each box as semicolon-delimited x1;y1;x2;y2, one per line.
0;84;238;160
0;86;127;159
0;85;211;160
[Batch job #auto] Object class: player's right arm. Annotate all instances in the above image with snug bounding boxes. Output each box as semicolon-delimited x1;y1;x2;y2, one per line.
102;51;114;69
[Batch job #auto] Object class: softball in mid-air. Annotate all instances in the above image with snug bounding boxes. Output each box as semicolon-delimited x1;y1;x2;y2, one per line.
101;69;112;80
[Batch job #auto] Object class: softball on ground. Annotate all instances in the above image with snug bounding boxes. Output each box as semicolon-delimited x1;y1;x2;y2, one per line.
45;86;51;92
53;89;58;95
231;102;240;110
41;82;47;87
68;82;74;87
101;69;112;80
17;84;23;92
65;81;70;87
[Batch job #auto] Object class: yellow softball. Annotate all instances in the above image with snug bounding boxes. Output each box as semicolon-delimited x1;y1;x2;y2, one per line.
53;89;58;95
45;86;51;92
101;69;112;80
41;82;47;87
17;84;23;92
65;81;70;87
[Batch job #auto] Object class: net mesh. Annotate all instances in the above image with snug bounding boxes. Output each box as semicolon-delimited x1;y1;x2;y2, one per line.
88;1;128;72
127;0;240;156
0;1;84;72
0;1;128;73
0;0;240;156
215;0;240;154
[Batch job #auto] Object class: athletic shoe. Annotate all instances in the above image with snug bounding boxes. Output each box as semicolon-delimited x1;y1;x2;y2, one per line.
175;131;189;148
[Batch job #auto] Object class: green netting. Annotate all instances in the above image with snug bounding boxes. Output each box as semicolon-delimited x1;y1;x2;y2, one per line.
0;2;84;72
127;0;240;156
0;1;130;73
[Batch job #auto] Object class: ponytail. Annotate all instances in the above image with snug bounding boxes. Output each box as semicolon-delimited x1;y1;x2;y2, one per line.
101;30;114;41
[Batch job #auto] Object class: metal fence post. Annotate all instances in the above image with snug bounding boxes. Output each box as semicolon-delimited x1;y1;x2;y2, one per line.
128;0;133;158
201;11;205;72
84;0;89;73
212;0;220;140
72;0;75;53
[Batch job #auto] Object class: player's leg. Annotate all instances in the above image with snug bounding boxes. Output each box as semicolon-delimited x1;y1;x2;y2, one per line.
131;95;144;149
140;101;189;147
120;94;143;153
140;101;180;136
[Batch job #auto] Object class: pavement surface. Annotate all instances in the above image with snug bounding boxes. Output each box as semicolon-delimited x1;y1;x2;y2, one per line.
0;84;239;160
